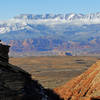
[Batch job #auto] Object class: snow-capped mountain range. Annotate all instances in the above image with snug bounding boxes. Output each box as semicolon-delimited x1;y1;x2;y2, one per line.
1;13;100;56
1;13;100;34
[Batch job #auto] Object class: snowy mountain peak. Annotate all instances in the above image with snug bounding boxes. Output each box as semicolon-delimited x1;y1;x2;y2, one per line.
13;13;100;22
1;13;100;34
13;13;83;20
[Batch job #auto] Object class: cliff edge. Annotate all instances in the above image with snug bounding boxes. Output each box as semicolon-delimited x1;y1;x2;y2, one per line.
0;42;63;100
54;60;100;100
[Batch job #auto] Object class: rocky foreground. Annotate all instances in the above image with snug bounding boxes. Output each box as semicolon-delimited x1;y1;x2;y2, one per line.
1;42;100;100
54;60;100;100
0;43;63;100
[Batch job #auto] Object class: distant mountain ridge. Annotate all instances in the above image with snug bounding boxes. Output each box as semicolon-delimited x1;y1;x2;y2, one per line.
1;13;100;56
14;13;100;20
1;13;100;34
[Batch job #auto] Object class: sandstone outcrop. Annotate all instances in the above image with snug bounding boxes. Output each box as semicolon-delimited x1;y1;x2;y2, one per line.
54;60;100;100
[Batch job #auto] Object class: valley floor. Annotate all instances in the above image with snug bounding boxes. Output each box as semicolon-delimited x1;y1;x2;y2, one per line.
10;56;99;89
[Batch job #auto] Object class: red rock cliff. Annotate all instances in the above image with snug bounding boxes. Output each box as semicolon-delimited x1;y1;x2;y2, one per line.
54;60;100;100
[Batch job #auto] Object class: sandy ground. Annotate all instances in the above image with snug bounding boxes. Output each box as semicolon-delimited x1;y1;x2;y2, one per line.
10;56;99;89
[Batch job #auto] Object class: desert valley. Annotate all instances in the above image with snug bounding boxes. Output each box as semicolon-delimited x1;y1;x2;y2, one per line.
10;56;98;89
1;0;100;99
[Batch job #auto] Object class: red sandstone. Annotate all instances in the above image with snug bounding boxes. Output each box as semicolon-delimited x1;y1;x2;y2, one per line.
54;60;100;100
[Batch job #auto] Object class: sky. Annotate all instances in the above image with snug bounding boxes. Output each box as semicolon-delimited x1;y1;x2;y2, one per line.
0;0;100;20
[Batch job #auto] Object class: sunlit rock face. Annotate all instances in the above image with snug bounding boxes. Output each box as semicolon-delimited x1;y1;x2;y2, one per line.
54;60;100;100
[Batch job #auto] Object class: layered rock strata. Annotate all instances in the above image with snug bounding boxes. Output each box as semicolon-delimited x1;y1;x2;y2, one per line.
54;60;100;100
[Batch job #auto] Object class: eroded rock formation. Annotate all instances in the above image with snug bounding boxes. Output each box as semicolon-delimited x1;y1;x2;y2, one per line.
0;42;63;100
0;43;47;100
0;43;10;62
54;60;100;100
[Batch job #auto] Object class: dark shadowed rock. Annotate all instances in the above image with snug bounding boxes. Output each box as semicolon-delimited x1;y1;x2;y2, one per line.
0;43;10;62
0;42;63;100
0;43;47;100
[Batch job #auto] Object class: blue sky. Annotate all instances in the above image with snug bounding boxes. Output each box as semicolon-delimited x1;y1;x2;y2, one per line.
0;0;100;20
